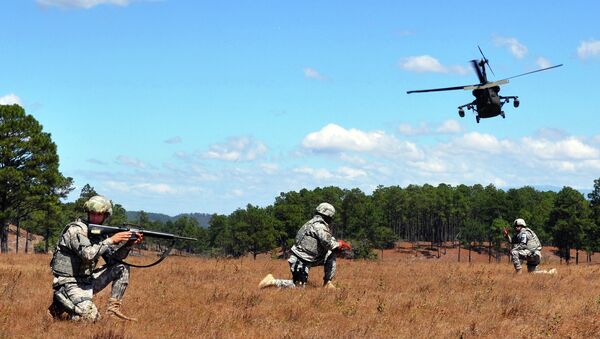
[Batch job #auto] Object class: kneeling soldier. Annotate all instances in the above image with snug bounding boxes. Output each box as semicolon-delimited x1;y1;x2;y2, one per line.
48;195;143;321
503;218;542;274
259;202;352;289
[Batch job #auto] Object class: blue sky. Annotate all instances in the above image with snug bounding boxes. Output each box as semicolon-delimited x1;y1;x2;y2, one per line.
2;0;599;215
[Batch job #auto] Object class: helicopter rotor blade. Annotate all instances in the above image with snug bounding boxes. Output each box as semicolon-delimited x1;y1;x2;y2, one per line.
501;64;564;81
463;79;508;90
407;84;476;94
471;60;485;83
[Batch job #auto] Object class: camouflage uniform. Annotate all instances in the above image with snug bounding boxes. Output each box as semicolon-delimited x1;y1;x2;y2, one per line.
272;214;339;288
508;227;542;272
50;220;133;320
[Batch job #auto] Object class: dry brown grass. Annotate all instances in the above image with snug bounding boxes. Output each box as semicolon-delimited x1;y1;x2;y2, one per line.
2;250;600;338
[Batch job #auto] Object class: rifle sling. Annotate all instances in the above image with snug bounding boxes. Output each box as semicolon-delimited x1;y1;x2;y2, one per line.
111;240;177;268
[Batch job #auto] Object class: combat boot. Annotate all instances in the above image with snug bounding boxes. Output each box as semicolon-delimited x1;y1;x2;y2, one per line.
323;281;337;290
258;273;276;289
106;298;137;321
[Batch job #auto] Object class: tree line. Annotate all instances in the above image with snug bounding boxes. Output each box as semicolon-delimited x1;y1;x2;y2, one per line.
2;104;600;263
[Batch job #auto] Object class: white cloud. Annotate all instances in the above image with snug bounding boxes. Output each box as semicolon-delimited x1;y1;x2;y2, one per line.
106;181;177;194
339;153;367;165
453;132;514;154
137;183;177;194
338;166;367;180
577;40;600;59
400;55;445;73
400;55;469;74
165;136;182;144
302;123;390;152
522;137;599;160
0;93;22;105
293;167;334;180
584;159;600;170
494;36;528;59
37;0;134;8
230;189;244;197
185;164;220;181
436;120;463;134
260;163;279;175
116;155;146;169
292;166;367;181
205;136;267;161
409;159;447;173
303;124;425;160
303;67;327;80
536;57;552;69
74;125;600;216
398;123;430;136
553;161;576;172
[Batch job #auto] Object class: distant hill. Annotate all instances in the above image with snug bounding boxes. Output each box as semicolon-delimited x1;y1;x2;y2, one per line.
126;211;212;227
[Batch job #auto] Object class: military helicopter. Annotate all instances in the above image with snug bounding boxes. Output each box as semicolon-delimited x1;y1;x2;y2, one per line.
406;47;562;123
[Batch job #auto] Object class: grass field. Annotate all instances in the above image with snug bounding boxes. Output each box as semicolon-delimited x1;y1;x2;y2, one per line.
2;248;600;338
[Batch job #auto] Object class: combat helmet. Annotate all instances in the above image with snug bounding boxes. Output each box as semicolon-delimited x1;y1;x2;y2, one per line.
84;195;113;216
316;202;335;218
513;218;526;228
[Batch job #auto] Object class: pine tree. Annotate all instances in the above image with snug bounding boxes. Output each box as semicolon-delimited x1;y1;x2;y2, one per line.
0;104;73;252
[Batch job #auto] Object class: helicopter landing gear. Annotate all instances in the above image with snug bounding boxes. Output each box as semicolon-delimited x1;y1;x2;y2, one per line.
513;99;520;108
501;112;505;119
458;109;465;118
476;116;480;124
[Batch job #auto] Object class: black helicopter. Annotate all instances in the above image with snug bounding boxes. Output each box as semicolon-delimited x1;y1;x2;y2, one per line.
406;47;562;123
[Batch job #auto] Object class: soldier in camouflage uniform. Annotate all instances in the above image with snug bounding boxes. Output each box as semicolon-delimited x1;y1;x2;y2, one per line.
258;202;352;289
47;195;143;321
503;218;543;274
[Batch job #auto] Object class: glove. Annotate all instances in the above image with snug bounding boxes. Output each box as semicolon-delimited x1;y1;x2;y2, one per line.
337;239;352;251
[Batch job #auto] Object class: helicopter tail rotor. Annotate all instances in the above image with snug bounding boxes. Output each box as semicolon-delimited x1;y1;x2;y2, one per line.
478;46;496;77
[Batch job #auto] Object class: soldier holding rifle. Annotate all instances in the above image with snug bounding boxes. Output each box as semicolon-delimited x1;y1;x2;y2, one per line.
48;195;143;321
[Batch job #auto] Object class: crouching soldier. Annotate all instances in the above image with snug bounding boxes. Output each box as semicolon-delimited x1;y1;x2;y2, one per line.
48;195;143;321
259;202;352;289
503;218;543;274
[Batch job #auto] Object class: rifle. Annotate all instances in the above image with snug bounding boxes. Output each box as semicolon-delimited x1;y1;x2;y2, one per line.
89;223;197;241
89;223;197;268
